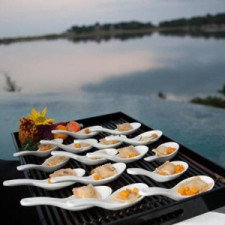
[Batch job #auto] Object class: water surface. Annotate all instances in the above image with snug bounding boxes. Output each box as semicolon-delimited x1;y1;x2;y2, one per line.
0;33;224;167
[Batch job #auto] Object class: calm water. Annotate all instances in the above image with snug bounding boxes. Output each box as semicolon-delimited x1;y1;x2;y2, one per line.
0;33;224;167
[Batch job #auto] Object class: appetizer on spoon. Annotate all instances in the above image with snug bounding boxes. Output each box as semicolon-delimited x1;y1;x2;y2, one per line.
89;122;141;135
52;126;99;139
40;139;96;153
68;183;148;211
51;149;118;166
50;163;126;185
86;145;148;163
139;175;214;200
127;160;188;182
105;130;162;146
17;155;69;172
3;168;85;190
41;136;122;153
144;142;179;162
13;139;63;158
21;184;112;211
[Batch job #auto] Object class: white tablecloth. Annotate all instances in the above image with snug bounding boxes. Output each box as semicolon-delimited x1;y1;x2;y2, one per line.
174;206;225;225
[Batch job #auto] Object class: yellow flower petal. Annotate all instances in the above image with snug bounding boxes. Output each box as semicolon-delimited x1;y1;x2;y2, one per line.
41;107;47;117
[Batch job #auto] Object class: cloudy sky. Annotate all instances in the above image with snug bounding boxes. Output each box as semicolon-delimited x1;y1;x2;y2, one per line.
0;0;225;38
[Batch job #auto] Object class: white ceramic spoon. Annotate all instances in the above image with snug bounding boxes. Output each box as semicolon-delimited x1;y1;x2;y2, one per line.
17;155;70;173
13;139;63;158
89;122;141;135
50;163;126;185
51;126;99;139
139;175;215;201
3;168;85;190
51;149;118;166
67;183;148;210
40;139;97;153
91;136;122;149
86;146;148;163
105;130;163;146
127;161;188;182
144;142;179;162
20;186;112;211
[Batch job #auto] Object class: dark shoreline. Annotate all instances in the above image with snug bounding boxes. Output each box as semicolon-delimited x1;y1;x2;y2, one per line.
1;25;225;45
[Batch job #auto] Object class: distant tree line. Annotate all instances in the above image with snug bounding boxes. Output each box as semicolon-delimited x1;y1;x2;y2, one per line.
66;13;225;34
159;13;225;27
67;21;155;33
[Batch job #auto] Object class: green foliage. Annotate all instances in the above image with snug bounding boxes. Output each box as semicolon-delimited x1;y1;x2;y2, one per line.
159;13;225;27
190;96;225;109
218;84;225;96
67;21;155;33
20;138;40;151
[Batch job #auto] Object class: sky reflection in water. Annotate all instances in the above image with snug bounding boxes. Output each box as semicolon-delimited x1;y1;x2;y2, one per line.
0;33;224;167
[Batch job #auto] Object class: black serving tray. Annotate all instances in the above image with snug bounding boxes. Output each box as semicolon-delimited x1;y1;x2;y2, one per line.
12;112;225;225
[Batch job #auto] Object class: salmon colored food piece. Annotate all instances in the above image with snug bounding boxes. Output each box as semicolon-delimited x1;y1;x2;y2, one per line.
66;121;81;132
53;125;68;140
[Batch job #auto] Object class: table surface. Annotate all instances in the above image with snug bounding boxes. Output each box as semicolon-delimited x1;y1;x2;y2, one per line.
175;206;225;225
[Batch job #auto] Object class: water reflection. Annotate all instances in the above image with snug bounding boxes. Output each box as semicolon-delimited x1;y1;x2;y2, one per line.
3;72;21;92
0;33;224;166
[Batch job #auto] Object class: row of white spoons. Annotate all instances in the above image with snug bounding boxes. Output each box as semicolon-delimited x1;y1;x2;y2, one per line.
19;176;215;211
4;160;188;190
52;122;141;139
15;142;179;172
13;130;163;157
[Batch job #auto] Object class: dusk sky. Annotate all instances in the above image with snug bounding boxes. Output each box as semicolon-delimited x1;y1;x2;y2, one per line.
0;0;225;38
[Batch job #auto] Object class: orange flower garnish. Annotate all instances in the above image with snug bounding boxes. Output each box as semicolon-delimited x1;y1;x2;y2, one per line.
84;128;90;134
175;164;185;173
178;186;198;196
151;133;158;138
74;143;81;148
94;175;100;180
167;147;176;154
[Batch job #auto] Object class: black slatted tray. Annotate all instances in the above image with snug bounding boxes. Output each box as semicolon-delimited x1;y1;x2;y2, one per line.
12;112;225;225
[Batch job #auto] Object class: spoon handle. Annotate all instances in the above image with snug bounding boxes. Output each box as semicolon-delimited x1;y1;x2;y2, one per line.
51;130;69;135
127;168;154;176
91;127;119;135
144;155;159;162
13;151;38;157
50;175;88;183
86;153;115;161
17;164;43;171
51;151;79;160
41;140;76;152
3;179;37;186
21;197;65;207
67;198;119;209
40;140;62;147
105;135;125;141
139;187;180;200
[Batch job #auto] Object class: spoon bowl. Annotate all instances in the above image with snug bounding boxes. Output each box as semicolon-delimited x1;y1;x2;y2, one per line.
50;162;126;185
20;186;112;211
17;155;70;173
86;146;148;163
90;122;141;135
67;183;148;210
139;175;214;201
13;139;63;158
106;130;163;146
3;168;85;190
40;139;97;153
52;126;99;139
92;136;122;149
144;142;179;162
127;160;188;182
51;148;118;165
